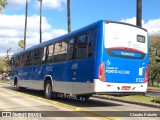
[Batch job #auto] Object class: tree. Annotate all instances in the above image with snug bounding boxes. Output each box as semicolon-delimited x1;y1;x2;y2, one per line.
136;0;142;27
18;40;25;50
0;0;7;13
0;48;11;74
24;0;28;50
67;0;71;33
6;47;11;73
0;57;5;73
149;32;160;85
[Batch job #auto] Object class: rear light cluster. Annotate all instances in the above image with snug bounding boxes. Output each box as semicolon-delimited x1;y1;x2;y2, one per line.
144;66;148;83
98;62;106;82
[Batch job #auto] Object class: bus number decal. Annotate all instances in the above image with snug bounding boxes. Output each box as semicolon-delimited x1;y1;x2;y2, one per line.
71;63;78;69
136;78;144;83
46;66;53;71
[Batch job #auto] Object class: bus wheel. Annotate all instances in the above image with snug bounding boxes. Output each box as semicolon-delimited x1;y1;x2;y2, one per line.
77;95;92;101
16;80;22;91
44;81;53;99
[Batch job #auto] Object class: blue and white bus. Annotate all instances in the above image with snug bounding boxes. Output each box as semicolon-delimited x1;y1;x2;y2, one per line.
10;20;149;99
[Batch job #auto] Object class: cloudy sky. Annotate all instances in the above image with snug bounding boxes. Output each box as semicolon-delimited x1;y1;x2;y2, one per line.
0;0;160;55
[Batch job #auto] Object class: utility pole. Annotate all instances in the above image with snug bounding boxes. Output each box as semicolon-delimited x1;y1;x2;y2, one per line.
67;0;71;33
39;0;42;43
136;0;142;27
24;0;28;50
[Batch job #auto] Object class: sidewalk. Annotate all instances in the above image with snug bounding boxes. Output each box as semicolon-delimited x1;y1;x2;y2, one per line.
147;86;160;93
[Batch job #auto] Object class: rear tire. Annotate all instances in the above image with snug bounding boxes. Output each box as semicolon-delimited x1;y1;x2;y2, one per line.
140;92;146;96
15;80;23;91
77;95;92;101
44;81;53;99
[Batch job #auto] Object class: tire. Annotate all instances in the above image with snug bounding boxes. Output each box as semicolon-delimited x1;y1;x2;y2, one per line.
15;80;23;91
77;95;92;101
140;92;146;96
44;80;53;99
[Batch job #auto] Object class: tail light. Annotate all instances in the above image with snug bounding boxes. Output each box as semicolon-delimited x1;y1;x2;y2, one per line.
144;66;148;83
98;62;106;82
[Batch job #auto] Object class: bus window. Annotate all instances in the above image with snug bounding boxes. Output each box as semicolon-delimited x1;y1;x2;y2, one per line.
10;58;15;70
68;38;76;60
47;44;54;63
21;54;26;67
75;34;87;59
53;41;67;62
88;29;96;57
19;55;23;68
26;52;31;66
42;46;48;64
60;41;68;61
33;48;42;65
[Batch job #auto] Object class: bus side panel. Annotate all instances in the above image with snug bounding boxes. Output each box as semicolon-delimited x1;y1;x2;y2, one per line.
48;62;72;94
30;65;44;90
16;67;31;88
93;21;104;79
65;58;94;95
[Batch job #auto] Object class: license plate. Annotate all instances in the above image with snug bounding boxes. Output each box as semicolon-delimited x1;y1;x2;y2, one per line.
121;86;131;90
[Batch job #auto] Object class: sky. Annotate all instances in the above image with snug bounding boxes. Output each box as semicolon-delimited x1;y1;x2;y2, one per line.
0;0;160;56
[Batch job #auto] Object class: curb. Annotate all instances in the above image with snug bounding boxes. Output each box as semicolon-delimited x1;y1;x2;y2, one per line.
93;95;160;109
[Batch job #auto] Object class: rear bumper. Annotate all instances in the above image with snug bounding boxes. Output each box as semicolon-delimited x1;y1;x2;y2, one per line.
94;79;148;93
95;92;146;96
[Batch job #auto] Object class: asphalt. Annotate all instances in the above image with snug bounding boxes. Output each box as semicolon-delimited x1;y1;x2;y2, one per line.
1;82;160;109
93;87;160;109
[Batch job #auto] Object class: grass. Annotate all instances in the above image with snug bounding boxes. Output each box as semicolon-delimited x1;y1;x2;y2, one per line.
95;94;160;104
0;79;10;83
116;95;154;104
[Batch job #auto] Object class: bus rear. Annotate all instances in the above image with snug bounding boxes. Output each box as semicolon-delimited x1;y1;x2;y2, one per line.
94;21;148;94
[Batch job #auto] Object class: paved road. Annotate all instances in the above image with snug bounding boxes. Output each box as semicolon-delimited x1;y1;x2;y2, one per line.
0;83;97;120
0;83;160;120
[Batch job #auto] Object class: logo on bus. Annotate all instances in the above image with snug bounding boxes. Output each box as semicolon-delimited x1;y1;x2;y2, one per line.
121;52;135;56
71;63;78;69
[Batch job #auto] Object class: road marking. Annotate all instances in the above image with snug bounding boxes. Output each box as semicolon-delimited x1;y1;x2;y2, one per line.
75;107;81;111
1;87;119;120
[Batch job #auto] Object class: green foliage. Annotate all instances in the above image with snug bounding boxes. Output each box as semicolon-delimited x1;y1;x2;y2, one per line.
149;32;160;85
0;48;11;73
0;79;9;83
0;57;6;73
151;96;160;104
0;0;7;13
18;40;24;50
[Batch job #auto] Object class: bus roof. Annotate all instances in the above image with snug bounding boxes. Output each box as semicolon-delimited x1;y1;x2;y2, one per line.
12;20;147;57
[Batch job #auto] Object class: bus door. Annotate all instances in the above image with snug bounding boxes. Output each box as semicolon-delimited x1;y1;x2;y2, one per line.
30;48;43;89
66;31;96;95
50;41;68;93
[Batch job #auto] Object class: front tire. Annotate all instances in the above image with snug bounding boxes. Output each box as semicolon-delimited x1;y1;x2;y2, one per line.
44;81;53;99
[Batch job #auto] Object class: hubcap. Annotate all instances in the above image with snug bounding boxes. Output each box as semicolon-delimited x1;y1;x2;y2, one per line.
46;84;51;96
